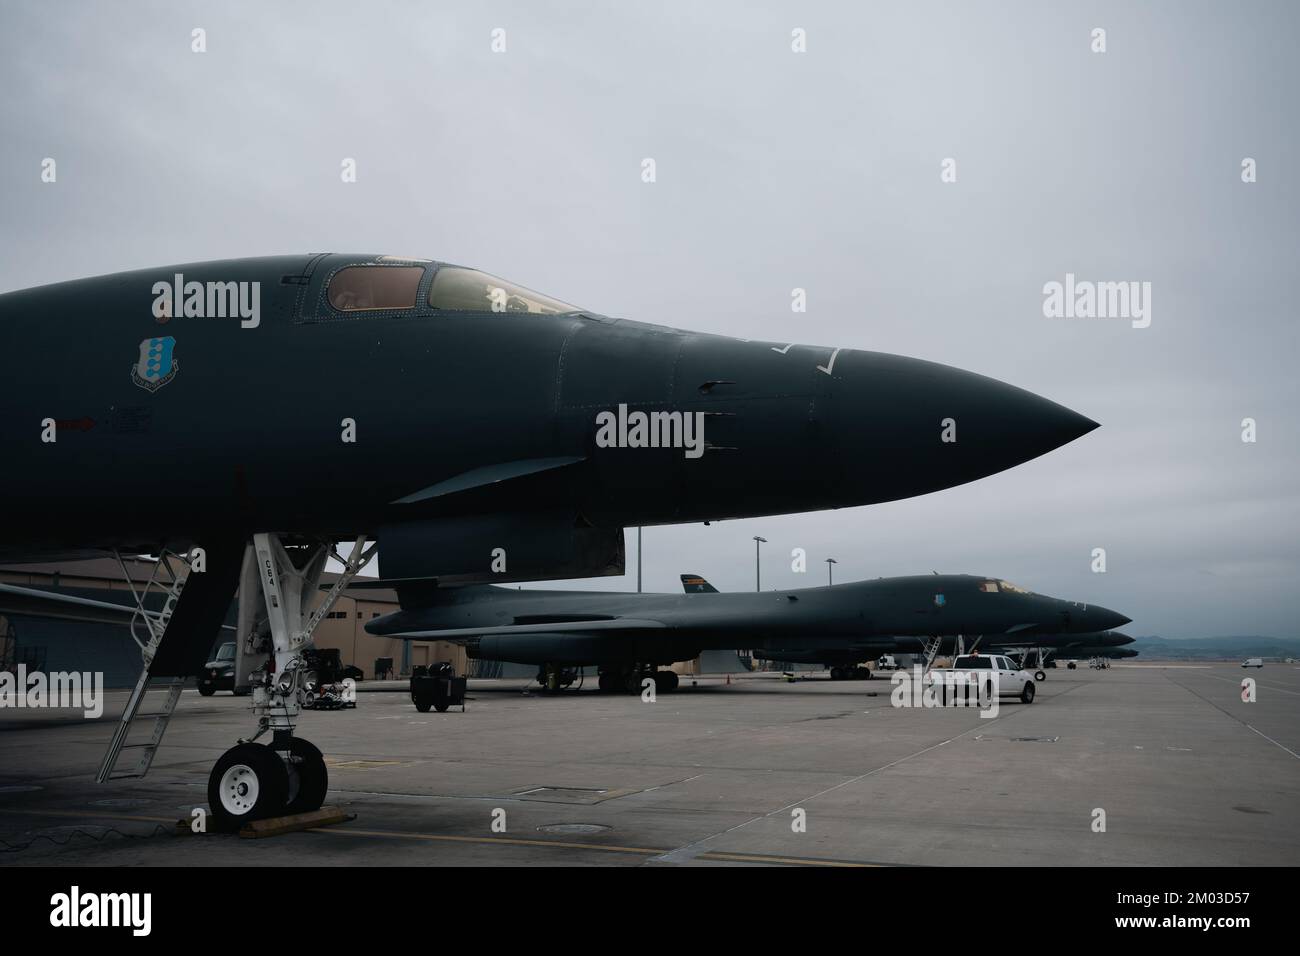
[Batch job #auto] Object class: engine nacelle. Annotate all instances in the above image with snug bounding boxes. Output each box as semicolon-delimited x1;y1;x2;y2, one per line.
466;633;695;667
378;512;624;585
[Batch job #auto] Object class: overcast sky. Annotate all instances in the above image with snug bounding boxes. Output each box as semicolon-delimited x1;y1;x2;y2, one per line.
2;1;1296;638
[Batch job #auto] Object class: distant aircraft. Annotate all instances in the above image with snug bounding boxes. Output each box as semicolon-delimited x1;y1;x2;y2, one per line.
678;574;1133;680
1056;646;1139;662
0;254;1099;828
999;636;1136;675
366;573;1129;692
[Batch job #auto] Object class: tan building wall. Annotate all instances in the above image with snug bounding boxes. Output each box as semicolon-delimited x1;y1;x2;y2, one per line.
0;559;462;681
310;594;465;679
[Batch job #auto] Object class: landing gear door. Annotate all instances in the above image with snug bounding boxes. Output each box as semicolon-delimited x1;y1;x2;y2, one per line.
233;545;266;691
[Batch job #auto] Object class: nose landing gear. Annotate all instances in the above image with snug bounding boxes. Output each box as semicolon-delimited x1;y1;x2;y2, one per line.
205;533;375;832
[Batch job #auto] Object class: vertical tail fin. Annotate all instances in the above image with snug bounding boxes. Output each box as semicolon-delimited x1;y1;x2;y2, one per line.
680;573;719;594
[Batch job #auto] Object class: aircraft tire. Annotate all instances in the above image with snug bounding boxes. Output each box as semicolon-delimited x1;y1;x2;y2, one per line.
1020;682;1036;704
208;742;288;832
198;685;215;697
284;738;328;815
413;695;433;713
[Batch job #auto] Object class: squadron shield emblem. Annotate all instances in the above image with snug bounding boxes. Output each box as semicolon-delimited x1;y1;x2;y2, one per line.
131;336;178;392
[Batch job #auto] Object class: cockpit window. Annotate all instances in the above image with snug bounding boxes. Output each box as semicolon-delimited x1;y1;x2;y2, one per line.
328;266;423;312
979;579;1031;594
428;266;580;315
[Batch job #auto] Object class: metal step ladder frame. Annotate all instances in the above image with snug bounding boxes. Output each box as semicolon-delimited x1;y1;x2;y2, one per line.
96;536;378;784
96;548;193;783
921;635;943;673
97;675;185;781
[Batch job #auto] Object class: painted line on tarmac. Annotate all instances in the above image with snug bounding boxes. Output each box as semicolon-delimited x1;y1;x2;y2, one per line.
1201;673;1300;697
0;806;880;866
1162;674;1299;760
310;824;878;866
647;677;1095;865
650;720;1000;865
3;807;180;825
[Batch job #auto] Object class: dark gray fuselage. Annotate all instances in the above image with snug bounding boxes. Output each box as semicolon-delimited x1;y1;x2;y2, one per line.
1;254;1097;572
368;574;1130;667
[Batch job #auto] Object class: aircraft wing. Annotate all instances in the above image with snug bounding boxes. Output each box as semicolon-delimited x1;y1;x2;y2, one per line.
377;618;668;640
0;583;149;627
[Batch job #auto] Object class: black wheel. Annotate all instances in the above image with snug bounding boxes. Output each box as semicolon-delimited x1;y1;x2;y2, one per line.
1021;682;1036;704
663;670;679;692
413;695;433;713
597;673;612;693
284;738;328;815
1034;670;1046;682
207;742;288;832
624;672;644;694
198;685;215;697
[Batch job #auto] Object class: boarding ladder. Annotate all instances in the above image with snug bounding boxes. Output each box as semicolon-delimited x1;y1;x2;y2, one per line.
920;636;944;673
96;551;190;782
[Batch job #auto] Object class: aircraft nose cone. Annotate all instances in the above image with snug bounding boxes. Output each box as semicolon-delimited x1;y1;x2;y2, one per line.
657;334;1100;520
825;352;1099;503
1069;606;1130;632
1100;609;1133;630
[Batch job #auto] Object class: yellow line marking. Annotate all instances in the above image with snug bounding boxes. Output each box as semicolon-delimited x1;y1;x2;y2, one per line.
2;807;877;866
6;808;179;825
312;825;876;866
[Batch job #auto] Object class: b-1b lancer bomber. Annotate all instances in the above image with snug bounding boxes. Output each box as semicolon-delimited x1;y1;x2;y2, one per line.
365;573;1129;693
681;572;1135;680
0;254;1100;828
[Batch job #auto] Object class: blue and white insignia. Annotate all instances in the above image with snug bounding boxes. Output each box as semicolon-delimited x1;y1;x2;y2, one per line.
934;593;946;608
131;337;178;392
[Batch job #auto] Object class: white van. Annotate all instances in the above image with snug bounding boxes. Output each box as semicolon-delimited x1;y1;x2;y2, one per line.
1241;658;1264;668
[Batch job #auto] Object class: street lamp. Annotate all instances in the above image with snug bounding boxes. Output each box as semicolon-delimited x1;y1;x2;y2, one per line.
753;536;767;591
825;557;837;586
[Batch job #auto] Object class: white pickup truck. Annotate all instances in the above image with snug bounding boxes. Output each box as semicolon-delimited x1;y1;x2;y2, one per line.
927;654;1036;704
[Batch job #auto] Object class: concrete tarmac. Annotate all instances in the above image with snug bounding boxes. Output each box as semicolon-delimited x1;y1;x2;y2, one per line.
1;663;1296;866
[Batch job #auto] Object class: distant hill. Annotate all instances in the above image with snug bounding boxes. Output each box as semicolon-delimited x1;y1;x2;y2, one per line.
1130;635;1300;660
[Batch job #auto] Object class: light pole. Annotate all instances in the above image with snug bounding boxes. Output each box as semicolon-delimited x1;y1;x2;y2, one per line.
825;557;837;586
637;526;642;593
753;536;767;592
